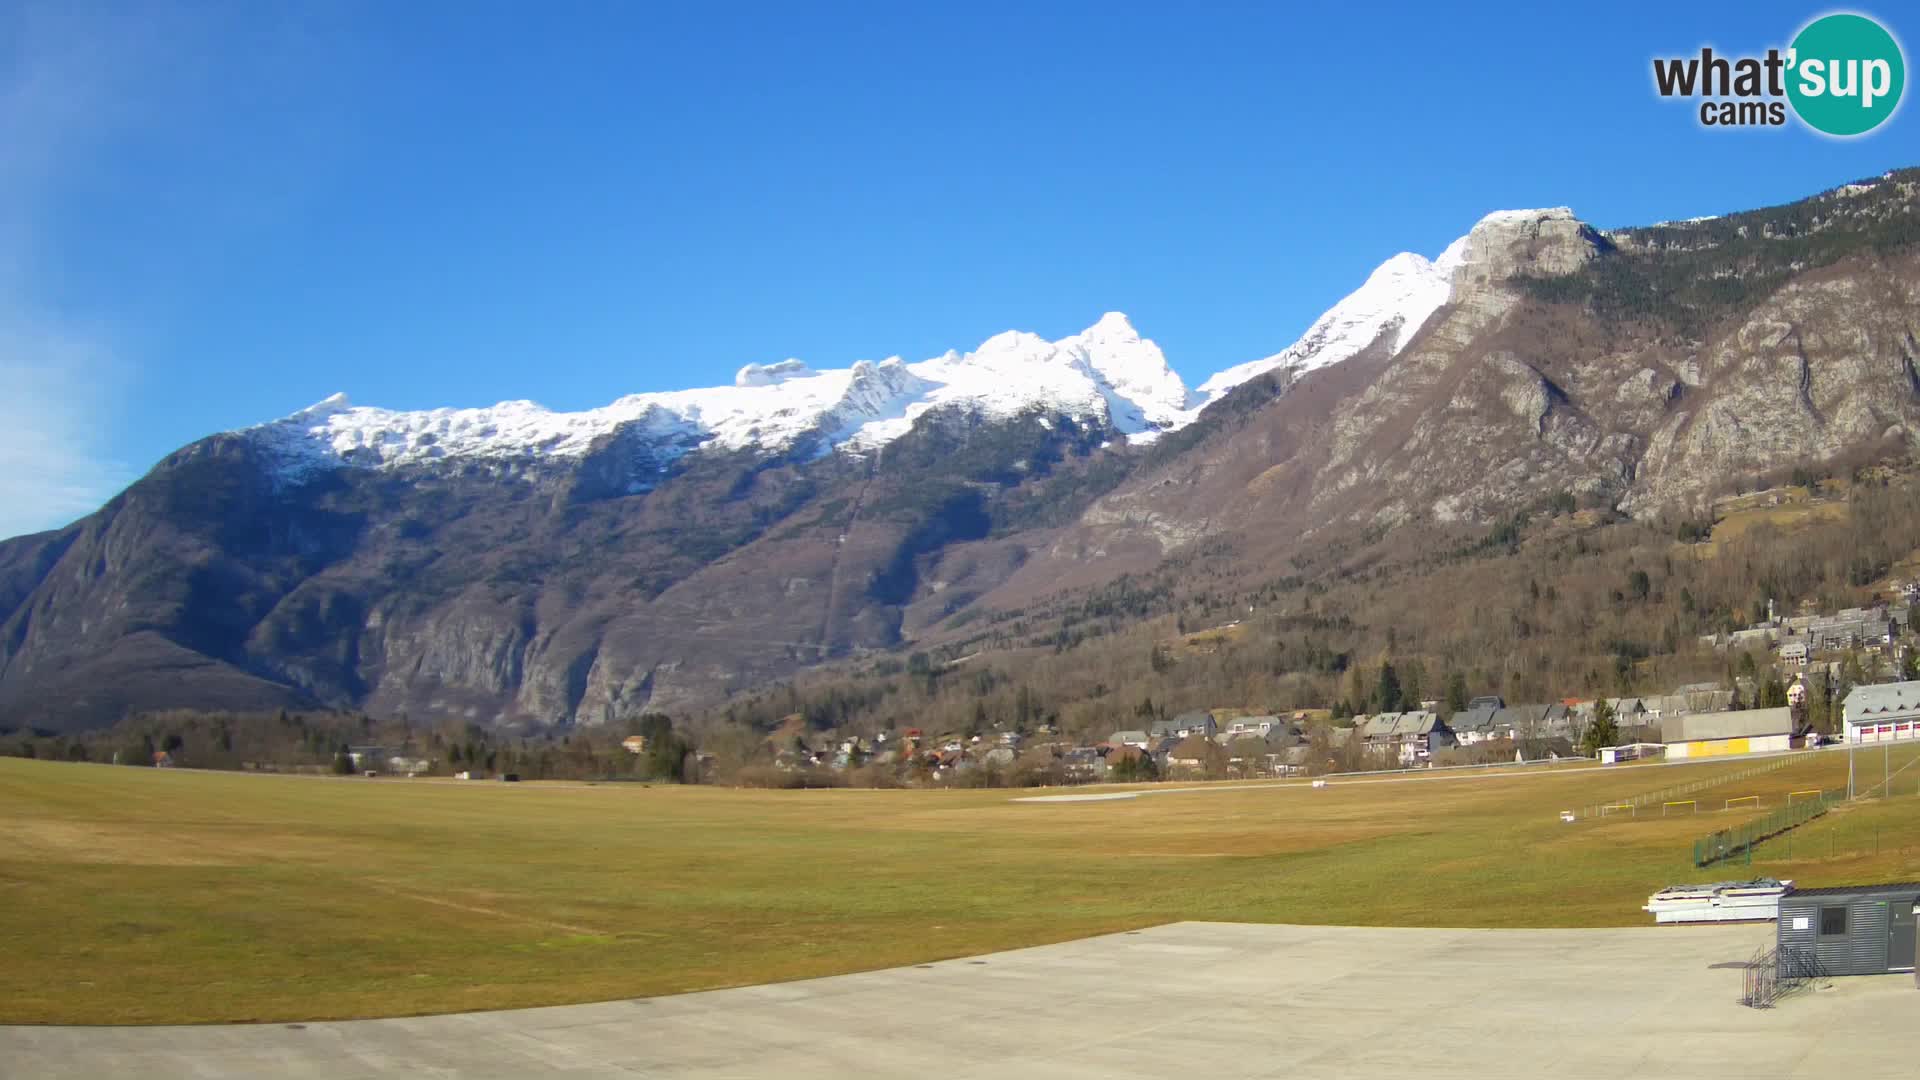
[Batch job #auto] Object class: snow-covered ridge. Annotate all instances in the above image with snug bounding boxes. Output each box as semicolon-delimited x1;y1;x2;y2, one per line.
250;313;1198;475
246;208;1569;476
1185;244;1463;413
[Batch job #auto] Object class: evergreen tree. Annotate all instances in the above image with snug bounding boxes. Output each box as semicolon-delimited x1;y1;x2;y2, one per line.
1444;672;1470;717
1759;676;1788;708
1808;674;1833;734
1841;649;1868;689
1401;659;1426;710
643;716;692;782
1109;751;1157;782
1581;698;1619;757
638;712;675;745
1373;662;1403;714
121;734;157;767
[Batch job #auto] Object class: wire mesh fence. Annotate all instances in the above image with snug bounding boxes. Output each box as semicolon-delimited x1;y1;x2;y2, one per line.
1691;789;1844;867
1574;751;1811;821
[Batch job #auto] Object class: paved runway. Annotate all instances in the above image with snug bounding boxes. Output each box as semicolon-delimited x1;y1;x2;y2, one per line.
5;921;1915;1078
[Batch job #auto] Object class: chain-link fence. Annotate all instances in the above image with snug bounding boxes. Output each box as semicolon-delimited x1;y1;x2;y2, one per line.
1691;789;1843;867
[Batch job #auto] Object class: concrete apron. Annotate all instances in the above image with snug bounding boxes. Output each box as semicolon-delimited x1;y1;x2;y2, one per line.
4;921;1916;1079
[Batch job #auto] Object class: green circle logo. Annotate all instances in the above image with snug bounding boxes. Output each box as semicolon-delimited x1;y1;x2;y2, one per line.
1787;13;1905;136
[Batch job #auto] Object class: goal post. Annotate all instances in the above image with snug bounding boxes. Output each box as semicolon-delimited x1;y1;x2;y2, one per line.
1725;795;1761;811
1787;789;1822;804
1600;802;1636;817
1662;800;1696;816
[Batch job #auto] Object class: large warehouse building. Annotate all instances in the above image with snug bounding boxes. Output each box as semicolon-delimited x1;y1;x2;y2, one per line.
1842;681;1920;744
1661;707;1795;759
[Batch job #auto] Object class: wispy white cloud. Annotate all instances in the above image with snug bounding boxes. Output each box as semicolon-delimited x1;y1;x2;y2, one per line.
0;314;131;538
0;8;352;540
0;7;148;539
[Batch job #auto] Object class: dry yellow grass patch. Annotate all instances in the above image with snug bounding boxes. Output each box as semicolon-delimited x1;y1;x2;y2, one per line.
4;751;1919;1024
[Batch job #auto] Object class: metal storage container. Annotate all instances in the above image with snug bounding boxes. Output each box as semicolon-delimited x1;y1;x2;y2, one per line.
1776;883;1920;978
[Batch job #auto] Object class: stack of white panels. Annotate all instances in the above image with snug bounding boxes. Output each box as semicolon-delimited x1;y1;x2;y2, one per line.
1644;878;1794;923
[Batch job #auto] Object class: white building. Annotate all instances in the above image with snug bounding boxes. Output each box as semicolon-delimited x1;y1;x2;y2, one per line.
1842;681;1920;744
1223;715;1285;738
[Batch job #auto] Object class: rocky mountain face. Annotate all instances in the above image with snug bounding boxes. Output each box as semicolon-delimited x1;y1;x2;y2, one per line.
5;170;1919;733
998;176;1920;594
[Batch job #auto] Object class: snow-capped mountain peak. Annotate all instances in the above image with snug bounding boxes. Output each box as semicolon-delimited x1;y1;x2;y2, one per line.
1056;311;1193;433
243;207;1575;480
1186;221;1491;410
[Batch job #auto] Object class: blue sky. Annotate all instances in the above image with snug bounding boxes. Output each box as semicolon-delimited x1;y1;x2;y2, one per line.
2;1;1916;538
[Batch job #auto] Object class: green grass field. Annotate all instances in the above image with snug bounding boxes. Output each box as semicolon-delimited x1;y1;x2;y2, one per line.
4;749;1919;1024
